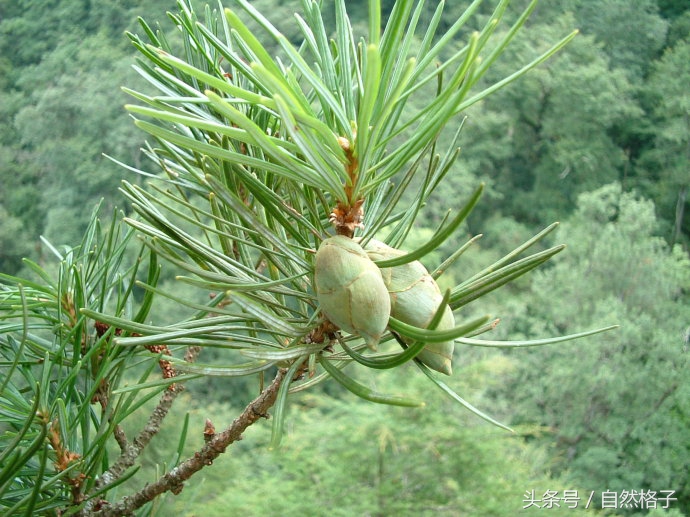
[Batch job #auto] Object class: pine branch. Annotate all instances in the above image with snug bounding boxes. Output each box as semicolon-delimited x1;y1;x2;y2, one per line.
95;386;185;491
0;1;623;514
79;345;201;515
91;367;289;517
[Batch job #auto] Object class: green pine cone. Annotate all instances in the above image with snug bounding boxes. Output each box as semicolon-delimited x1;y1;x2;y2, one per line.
314;235;391;349
362;239;455;375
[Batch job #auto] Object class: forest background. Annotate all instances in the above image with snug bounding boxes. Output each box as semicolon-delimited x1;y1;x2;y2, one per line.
0;0;688;515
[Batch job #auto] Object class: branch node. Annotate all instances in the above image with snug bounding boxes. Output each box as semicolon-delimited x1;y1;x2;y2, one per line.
203;419;216;443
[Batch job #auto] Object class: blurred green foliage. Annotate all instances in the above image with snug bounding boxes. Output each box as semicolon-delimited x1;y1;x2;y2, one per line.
125;366;594;517
493;183;690;510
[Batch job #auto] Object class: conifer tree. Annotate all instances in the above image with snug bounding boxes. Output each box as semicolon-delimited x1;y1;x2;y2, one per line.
0;1;612;514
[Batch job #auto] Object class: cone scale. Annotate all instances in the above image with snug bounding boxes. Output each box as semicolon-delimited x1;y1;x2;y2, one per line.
363;239;455;375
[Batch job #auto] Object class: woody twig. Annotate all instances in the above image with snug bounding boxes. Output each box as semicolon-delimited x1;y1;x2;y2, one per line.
91;367;289;517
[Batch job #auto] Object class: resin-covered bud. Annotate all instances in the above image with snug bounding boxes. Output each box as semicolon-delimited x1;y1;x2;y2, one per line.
314;236;391;349
363;239;455;375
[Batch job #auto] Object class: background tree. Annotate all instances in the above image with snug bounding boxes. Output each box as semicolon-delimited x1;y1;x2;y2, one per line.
455;13;643;226
559;0;668;79
11;33;149;247
493;183;690;512
638;39;690;246
0;0;178;274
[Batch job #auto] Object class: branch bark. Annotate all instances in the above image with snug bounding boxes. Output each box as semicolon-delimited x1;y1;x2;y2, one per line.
91;347;202;495
91;367;288;517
